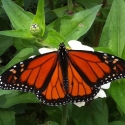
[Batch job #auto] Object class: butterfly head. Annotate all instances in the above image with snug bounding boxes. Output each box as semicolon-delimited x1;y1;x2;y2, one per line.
59;43;65;48
59;43;71;50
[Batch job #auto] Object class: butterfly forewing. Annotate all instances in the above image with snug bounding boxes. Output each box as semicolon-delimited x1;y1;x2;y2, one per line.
0;52;58;92
68;50;125;88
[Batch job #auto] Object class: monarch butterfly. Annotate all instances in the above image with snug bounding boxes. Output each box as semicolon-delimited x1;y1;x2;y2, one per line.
0;41;125;106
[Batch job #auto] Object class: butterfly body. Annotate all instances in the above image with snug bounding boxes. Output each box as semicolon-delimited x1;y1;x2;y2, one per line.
58;43;69;92
0;43;125;106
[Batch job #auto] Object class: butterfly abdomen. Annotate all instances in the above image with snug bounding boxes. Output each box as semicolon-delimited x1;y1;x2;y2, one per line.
58;43;69;92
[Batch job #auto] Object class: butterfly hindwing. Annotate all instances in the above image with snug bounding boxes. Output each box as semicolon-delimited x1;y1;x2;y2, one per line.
37;61;68;106
68;60;100;103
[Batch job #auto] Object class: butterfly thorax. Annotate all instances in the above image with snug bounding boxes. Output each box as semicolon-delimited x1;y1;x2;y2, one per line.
58;43;68;92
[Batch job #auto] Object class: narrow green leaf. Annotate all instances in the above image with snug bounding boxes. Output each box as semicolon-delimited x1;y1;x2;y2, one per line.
45;4;84;25
32;0;45;36
0;29;35;39
52;5;83;17
13;38;31;51
47;5;101;42
13;38;42;51
99;0;125;56
77;0;102;8
0;36;13;56
0;109;15;125
44;29;65;48
1;0;34;29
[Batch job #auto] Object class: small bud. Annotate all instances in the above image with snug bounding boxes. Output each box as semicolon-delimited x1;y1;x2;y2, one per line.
30;24;42;36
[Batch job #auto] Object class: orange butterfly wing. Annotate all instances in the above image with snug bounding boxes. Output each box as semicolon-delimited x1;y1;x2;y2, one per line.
0;52;66;105
37;61;67;106
67;50;125;102
67;60;99;103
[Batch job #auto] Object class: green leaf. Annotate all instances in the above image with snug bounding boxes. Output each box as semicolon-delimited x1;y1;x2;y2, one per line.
76;0;102;8
0;89;13;96
44;29;65;48
45;5;84;24
0;91;39;108
72;99;108;125
51;5;84;18
108;80;125;114
1;0;34;29
47;5;101;42
0;109;15;125
0;36;13;56
2;47;37;72
0;29;35;39
109;121;125;125
94;47;114;55
13;38;41;51
101;6;111;19
32;0;45;36
99;0;125;56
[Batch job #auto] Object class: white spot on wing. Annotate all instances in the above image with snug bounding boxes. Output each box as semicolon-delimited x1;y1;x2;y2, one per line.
29;55;36;59
13;65;16;68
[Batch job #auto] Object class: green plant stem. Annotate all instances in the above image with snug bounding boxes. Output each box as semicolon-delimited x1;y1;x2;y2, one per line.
61;104;68;125
48;0;54;10
102;0;107;8
67;0;73;12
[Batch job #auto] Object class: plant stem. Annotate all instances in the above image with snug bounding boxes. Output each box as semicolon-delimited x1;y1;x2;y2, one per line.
48;0;54;10
102;0;107;8
61;104;68;125
67;0;73;12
